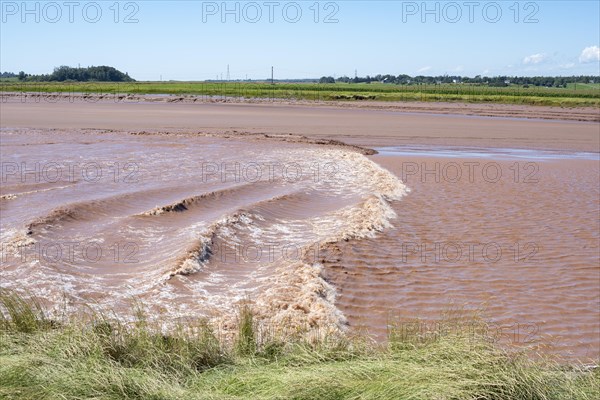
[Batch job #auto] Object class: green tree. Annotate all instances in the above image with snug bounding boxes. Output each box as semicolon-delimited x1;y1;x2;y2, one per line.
319;76;335;84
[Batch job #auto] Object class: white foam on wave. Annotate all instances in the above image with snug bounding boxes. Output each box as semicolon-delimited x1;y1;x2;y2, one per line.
1;131;411;336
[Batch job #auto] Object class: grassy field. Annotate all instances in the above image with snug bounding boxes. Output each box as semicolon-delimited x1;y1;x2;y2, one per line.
566;82;600;90
0;290;598;400
2;81;599;107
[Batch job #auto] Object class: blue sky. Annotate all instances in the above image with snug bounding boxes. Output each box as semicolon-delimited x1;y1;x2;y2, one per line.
1;1;599;80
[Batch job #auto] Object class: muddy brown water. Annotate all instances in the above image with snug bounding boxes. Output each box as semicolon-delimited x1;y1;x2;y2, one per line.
1;110;598;361
324;149;599;361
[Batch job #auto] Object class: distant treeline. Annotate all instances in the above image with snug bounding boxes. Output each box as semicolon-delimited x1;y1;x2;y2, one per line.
320;74;599;88
3;68;598;87
9;66;135;82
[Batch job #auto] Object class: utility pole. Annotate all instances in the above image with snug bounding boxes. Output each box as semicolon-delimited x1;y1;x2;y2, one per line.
271;66;274;85
227;64;230;81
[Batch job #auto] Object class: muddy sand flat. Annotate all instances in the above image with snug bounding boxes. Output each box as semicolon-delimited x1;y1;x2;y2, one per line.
1;99;599;151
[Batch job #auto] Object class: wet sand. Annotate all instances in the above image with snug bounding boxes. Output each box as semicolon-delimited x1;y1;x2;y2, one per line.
1;100;599;361
3;92;600;122
1;98;598;151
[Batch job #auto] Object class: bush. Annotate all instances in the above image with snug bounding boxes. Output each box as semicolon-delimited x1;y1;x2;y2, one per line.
0;290;597;400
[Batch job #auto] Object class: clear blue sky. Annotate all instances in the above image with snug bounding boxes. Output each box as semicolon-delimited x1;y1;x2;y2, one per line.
1;0;599;80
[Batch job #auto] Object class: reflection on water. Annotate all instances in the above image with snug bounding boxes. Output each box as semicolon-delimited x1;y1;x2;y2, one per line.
376;145;599;161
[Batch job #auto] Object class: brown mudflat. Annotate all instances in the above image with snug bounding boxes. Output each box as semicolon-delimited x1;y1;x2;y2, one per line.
1;98;599;151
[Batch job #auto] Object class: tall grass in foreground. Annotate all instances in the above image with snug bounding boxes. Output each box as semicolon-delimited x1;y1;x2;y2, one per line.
0;290;597;400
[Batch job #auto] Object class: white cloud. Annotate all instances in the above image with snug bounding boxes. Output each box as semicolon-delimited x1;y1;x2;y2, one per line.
559;62;576;69
523;53;547;65
417;66;432;73
452;65;464;72
579;46;600;63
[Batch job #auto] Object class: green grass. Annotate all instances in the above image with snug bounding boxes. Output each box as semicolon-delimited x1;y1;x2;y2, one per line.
0;290;598;400
566;83;600;90
2;81;599;107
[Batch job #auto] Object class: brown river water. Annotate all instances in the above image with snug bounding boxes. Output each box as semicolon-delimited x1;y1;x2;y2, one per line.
1;129;598;361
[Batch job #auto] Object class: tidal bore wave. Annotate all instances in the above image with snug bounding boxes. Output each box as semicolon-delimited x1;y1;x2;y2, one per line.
0;129;408;336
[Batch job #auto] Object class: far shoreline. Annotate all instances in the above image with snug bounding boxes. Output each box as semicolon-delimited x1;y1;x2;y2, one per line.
2;91;600;123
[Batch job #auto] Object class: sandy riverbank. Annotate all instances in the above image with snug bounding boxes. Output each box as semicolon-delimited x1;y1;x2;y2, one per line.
1;98;599;151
